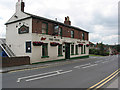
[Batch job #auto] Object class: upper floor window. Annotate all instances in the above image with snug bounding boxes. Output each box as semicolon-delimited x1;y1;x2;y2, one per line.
82;33;85;40
58;27;62;36
54;25;59;35
42;23;48;34
71;31;74;38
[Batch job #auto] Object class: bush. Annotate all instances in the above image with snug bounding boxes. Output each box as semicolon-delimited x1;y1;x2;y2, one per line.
89;49;109;56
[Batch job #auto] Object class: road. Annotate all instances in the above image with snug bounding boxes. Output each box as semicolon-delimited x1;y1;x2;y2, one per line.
2;55;119;89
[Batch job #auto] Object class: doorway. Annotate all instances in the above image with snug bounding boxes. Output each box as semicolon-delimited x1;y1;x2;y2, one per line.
65;43;70;59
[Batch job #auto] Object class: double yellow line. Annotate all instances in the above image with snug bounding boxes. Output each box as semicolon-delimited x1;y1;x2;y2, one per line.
87;68;120;90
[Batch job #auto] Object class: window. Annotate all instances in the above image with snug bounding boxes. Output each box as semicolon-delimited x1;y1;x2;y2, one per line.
71;45;74;55
26;41;31;53
84;45;86;54
82;33;85;40
81;45;83;54
42;44;49;58
71;31;74;38
58;44;63;56
58;27;62;37
75;45;78;55
42;23;48;34
54;25;59;35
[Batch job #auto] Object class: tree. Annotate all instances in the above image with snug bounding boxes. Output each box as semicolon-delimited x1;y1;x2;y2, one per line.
98;42;104;55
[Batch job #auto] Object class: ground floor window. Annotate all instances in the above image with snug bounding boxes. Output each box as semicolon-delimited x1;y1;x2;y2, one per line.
42;44;49;58
26;41;31;53
84;45;86;54
71;45;74;55
58;44;63;56
81;45;83;54
75;45;78;55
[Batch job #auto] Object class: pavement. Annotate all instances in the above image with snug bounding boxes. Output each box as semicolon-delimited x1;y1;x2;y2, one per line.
0;55;107;73
1;56;99;73
107;77;119;88
0;59;74;73
1;55;120;89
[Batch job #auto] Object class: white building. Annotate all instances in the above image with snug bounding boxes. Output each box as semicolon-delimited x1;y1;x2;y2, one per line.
5;0;89;64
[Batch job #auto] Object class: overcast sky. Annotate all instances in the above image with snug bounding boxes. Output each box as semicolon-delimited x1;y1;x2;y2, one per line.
0;0;119;45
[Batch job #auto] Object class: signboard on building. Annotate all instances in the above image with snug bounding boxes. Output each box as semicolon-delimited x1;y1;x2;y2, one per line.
49;38;60;41
18;25;29;34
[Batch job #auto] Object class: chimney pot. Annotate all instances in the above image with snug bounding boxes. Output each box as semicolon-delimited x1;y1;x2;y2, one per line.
65;17;67;21
64;16;71;25
21;2;25;12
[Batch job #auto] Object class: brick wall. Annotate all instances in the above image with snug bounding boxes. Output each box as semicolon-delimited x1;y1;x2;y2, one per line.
32;18;42;34
32;18;89;40
1;56;30;67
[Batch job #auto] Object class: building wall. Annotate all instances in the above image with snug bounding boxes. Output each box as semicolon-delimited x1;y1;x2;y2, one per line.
6;17;89;64
31;33;89;64
6;1;89;64
6;18;89;64
32;18;89;41
6;18;32;57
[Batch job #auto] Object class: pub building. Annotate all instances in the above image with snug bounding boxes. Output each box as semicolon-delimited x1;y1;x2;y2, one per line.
5;0;89;64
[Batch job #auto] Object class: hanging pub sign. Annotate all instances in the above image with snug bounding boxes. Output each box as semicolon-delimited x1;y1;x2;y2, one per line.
18;25;29;34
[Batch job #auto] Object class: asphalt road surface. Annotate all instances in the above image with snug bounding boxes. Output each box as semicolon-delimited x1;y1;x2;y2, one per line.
2;55;119;88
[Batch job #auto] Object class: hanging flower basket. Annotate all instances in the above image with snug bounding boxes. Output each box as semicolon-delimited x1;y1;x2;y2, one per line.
78;44;83;47
33;41;43;46
50;42;59;46
86;44;89;47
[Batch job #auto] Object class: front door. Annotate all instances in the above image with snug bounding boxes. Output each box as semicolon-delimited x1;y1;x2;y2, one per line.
65;43;70;59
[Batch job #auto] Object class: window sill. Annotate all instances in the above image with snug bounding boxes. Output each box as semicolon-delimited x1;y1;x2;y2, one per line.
75;54;79;55
41;56;49;58
58;55;63;57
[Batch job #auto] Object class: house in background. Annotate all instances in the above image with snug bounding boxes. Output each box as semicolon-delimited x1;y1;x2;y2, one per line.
89;42;119;55
5;0;89;64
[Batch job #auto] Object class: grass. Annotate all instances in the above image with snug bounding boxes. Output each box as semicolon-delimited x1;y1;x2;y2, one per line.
89;54;105;57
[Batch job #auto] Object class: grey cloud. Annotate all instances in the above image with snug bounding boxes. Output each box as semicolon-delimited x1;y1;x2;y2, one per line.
0;0;118;45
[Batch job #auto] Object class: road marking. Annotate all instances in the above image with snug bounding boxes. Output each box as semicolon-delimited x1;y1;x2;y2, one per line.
17;70;63;83
102;61;109;63
87;68;120;90
8;59;87;73
94;60;103;63
26;70;73;82
94;71;120;89
82;64;98;69
74;63;91;68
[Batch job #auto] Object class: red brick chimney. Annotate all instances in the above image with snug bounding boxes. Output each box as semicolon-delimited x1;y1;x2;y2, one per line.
64;16;71;25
